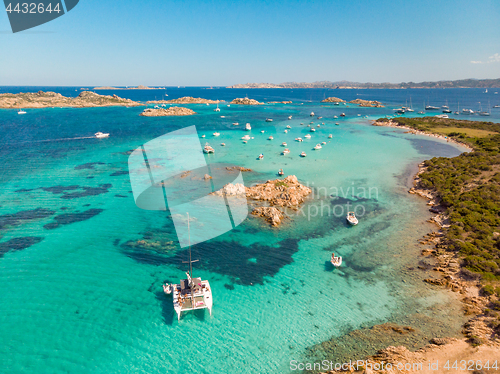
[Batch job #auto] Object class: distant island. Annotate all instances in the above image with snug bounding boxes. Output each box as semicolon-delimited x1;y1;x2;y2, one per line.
146;96;221;104
0;91;142;109
92;85;165;90
228;78;500;89
140;107;195;116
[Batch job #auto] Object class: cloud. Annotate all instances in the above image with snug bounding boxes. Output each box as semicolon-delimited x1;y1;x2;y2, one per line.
488;53;500;63
471;60;483;64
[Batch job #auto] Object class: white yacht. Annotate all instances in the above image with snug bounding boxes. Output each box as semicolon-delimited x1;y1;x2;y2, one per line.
241;135;251;140
310;112;314;116
288;116;292;120
266;118;273;122
328;134;333;138
286;125;291;129
233;122;239;126
346;211;358;225
203;143;215;153
281;142;287;147
268;136;273;140
171;214;213;321
295;137;303;142
95;132;109;138
462;109;474;115
331;253;342;267
245;123;252;131
313;144;322;150
300;151;307;157
213;132;220;137
310;128;316;132
282;148;290;155
18;109;26;114
305;134;311;139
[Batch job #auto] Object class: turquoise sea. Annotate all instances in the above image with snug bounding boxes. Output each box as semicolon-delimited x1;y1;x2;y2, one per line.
1;87;499;374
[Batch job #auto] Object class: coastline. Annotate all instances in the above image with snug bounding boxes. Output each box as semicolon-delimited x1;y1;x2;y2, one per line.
317;119;500;373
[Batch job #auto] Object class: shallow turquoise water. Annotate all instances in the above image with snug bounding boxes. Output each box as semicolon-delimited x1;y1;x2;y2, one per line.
0;92;472;373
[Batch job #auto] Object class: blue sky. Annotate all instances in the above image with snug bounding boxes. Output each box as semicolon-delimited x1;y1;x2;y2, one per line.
0;0;499;86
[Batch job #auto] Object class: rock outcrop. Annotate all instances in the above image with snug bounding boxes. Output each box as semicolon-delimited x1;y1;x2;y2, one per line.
211;183;246;196
0;91;142;108
147;96;221;104
140;107;196;116
245;175;312;209
251;207;284;226
321;97;345;103
348;99;384;107
230;98;264;105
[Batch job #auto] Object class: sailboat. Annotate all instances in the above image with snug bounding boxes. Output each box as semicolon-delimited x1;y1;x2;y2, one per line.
214;102;220;112
171;213;213;321
18;109;26;114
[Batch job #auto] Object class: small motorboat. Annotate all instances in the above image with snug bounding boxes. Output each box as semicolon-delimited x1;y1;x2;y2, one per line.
310;112;315;116
300;151;307;157
18;109;26;114
435;114;449;119
246;123;252;130
333;115;338;119
305;134;311;138
220;116;225;118
278;169;284;176
317;116;322;119
213;132;220;137
268;136;274;140
95;132;109;138
295;137;303;142
286;125;291;129
201;135;206;138
281;142;287;146
331;253;342;267
314;144;322;150
310;128;316;132
317;124;320;127
310;121;314;124
300;123;304;125
221;143;226;146
346;211;358;226
261;130;265;133
258;154;264;160
233;122;239;126
321;141;326;145
241;135;251;140
284;130;288;133
266;118;273;122
243;140;247;143
307;124;311;127
288;116;292;120
328;134;333;138
340;113;346;117
282;148;290;155
335;123;340;126
163;283;173;294
203;143;215;154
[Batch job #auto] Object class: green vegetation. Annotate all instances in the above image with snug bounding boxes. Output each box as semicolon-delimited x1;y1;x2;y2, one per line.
275;181;289;188
377;117;500;285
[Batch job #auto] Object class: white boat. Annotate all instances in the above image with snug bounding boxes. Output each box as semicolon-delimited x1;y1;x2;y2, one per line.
95;132;109;138
305;134;311;139
245;123;252;130
163;283;173;294
261;130;265;133
282;148;290;155
213;132;220;137
233;122;239;126
310;128;316;132
286;125;291;129
295;137;303;142
220;116;225;118
18;109;26;114
241;135;251;140
300;151;307;157
333;115;338;119
310;112;314;116
340;113;345;117
322;141;326;145
171;213;213;321
278;169;284;176
281;142;287;146
288;116;292;120
331;253;342;267
346;211;358;225
425;105;440;110
203;143;215;153
258;154;264;160
317;124;320;127
462;109;474;115
313;144;322;150
328;134;333;138
214;103;220;112
284;130;288;133
201;135;206;138
266;118;273;122
435;114;449;119
268;136;273;140
221;143;226;146
317;116;322;119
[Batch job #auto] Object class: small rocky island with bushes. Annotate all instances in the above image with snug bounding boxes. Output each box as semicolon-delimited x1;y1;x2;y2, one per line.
147;96;221;104
348;99;384;107
140;107;196;116
321;97;345;103
230;98;264;105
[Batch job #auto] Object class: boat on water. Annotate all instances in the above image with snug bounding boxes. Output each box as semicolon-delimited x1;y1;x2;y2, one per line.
346;211;358;225
278;169;284;176
201;135;206;138
295;137;303;142
328;134;333;138
335;123;340;126
281;142;287;146
203;143;215;153
310;128;316;132
213;132;220;137
300;151;307;157
317;116;322;119
442;109;452;113
241;135;251;140
221;143;226;146
286;125;291;129
284;130;288;133
340;113;345;117
313;144;322;150
333;115;338;119
493;105;500;108
261;130;265;133
425;105;440;110
317;124;320;127
435;114;449;119
266;118;273;122
305;134;311;138
233;122;239;126
282;148;290;155
214;103;220;112
334;102;340;106
171;213;213;321
245;123;252;130
95;132;109;138
310;112;314;116
258;154;264;160
331;253;342;267
288;115;292;120
268;136;274;140
418;111;425;114
322;141;326;145
18;109;26;114
462;109;474;115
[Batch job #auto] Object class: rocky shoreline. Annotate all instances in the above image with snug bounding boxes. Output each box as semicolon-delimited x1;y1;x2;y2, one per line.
348;99;384;107
321;97;345;103
230;98;264;105
146;96;221;104
140;107;196;116
326;119;500;373
0;91;142;109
